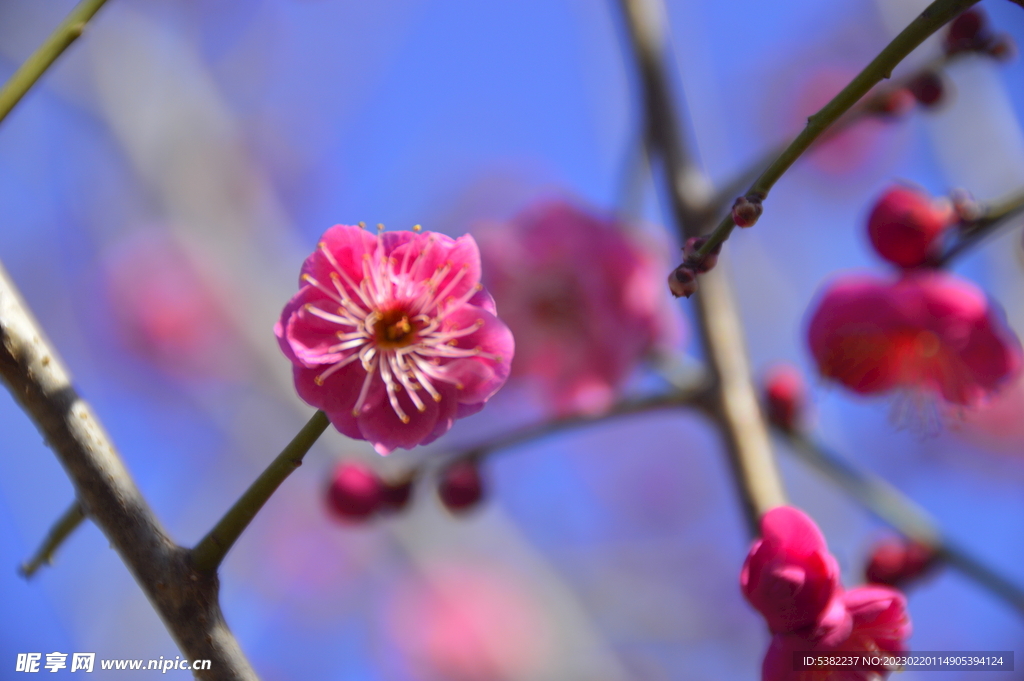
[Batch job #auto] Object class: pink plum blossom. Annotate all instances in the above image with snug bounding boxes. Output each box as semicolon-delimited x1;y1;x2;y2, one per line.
103;229;240;378
743;507;911;681
762;587;911;681
476;199;680;415
741;506;848;639
807;272;1021;406
276;225;514;454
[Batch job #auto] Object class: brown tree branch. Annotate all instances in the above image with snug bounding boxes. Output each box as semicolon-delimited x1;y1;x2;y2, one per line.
616;0;788;535
0;261;258;680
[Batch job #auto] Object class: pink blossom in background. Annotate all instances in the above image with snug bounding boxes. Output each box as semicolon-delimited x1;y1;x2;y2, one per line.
806;272;1022;406
476;199;680;415
276;225;514;454
103;229;240;378
742;507;911;681
383;564;551;681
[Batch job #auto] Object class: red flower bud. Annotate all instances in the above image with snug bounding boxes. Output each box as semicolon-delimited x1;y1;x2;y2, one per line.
907;72;945;108
865;536;938;587
327;462;382;521
667;264;698;298
988;34;1016;62
869;87;916;118
867;185;951;268
683;236;722;274
732;195;763;228
763;364;805;432
944;9;990;54
438;459;485;513
380;475;415;513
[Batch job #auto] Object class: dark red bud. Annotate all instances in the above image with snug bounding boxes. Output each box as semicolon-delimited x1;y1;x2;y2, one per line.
987;34;1016;62
732;195;763;228
763;364;805;432
945;9;988;54
867;185;951;268
865;536;938;587
379;475;415;513
869;87;916;118
327;462;382;522
908;72;944;108
667;264;698;298
683;236;721;274
438;459;485;513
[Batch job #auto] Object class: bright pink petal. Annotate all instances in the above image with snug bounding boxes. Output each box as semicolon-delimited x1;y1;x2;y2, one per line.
293;364;364;441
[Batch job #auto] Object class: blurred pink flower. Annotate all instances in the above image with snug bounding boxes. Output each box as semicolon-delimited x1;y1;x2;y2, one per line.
103;230;239;378
743;508;911;681
763;587;911;681
807;272;1021;406
276;225;514;454
476;199;680;415
383;564;551;681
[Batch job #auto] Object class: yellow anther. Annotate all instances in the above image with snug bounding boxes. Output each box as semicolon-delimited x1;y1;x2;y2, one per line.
400;415;411;424
413;224;422;232
377;223;385;232
358;221;366;229
314;376;325;386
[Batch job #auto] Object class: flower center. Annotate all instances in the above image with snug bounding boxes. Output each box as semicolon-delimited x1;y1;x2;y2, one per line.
374;308;418;349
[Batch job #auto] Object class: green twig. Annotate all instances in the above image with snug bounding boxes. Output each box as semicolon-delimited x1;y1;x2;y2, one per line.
19;500;86;578
696;0;980;260
191;410;330;572
0;0;110;126
782;430;1024;618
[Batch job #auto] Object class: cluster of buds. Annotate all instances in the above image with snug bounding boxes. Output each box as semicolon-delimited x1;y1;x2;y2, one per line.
325;462;415;522
667;236;724;298
326;458;486;524
944;9;1015;61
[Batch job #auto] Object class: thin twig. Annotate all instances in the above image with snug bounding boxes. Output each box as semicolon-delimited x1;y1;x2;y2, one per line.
782;430;1024;617
695;0;981;261
191;410;330;573
703;51;967;223
447;389;711;465
617;0;788;534
939;188;1024;266
0;0;110;125
0;261;258;680
19;500;86;578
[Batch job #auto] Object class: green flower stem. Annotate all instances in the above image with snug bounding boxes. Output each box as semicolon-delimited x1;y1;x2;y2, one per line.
939;188;1024;266
191;410;330;573
0;0;110;126
696;0;980;261
783;430;1024;617
19;500;86;578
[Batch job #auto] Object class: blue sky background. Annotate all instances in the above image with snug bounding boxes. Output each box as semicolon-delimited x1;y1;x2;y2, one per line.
2;0;1024;679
